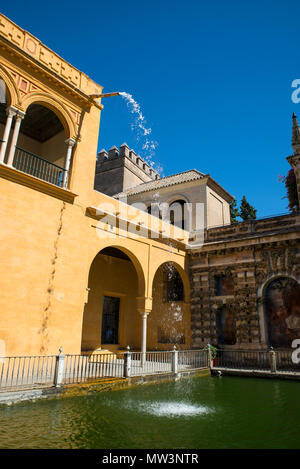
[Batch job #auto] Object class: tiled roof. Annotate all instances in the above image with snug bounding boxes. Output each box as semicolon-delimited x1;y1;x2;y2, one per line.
114;169;206;197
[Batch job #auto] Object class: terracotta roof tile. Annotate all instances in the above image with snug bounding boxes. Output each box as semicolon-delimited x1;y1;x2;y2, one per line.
114;169;206;197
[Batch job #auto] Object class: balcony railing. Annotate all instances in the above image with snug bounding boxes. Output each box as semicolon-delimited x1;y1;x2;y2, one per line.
13;147;66;187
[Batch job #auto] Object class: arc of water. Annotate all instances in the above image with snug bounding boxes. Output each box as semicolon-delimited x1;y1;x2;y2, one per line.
119;92;162;174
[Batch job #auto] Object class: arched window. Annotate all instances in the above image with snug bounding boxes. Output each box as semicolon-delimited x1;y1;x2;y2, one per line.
0;101;74;188
147;203;162;219
15;104;67;185
163;264;184;302
168;199;186;230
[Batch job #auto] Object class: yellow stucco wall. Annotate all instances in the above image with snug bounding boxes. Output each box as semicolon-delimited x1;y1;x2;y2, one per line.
81;252;140;352
0;172;190;356
0;14;191;357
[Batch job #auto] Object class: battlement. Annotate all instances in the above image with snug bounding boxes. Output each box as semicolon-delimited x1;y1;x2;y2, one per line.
96;143;160;181
94;143;160;196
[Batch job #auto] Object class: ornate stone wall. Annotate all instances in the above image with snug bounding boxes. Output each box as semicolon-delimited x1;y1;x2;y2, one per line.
189;215;300;350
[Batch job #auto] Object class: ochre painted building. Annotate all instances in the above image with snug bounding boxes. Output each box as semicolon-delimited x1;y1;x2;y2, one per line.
0;14;192;357
2;13;297;360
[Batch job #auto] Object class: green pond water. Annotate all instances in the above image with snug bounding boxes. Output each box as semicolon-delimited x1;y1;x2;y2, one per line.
0;375;299;449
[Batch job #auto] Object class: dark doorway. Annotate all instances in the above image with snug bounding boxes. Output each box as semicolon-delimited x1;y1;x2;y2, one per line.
101;296;120;344
216;306;236;345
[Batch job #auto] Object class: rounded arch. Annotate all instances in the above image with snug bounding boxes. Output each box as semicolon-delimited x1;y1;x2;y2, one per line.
258;273;300;348
166;194;190;206
165;197;190;231
82;244;147;352
149;260;191;349
0;63;20;106
88;244;146;298
150;260;190;302
257;272;300;299
20;92;76;139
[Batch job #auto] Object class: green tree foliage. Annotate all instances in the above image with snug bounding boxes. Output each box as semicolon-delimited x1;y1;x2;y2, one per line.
279;169;299;213
230;199;240;224
240;195;257;220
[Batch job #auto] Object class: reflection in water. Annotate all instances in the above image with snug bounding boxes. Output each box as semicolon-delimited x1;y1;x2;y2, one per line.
0;376;300;449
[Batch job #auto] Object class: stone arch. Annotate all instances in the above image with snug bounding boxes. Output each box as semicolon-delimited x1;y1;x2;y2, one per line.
166;194;190;206
165;196;190;231
21;92;76;139
149;260;191;349
87;244;146;299
257;273;300;348
0;63;20;106
81;245;146;352
150;260;190;301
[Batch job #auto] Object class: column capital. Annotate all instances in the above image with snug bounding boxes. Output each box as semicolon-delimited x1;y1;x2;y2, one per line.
136;296;152;312
15;110;25;120
6;106;18;118
140;311;150;319
65;138;76;147
6;110;25;166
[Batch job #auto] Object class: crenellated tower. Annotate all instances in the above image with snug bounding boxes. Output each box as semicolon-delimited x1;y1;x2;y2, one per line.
94;143;160;196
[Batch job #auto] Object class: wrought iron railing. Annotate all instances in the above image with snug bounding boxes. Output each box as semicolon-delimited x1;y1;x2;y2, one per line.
212;348;300;373
130;351;173;375
1;348;300;393
13;147;66;187
0;349;209;392
213;349;270;370
276;350;300;372
63;353;124;384
0;355;57;392
178;349;208;370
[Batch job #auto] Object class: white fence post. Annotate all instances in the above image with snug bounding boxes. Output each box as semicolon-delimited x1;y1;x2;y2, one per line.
269;347;277;373
172;346;178;374
207;343;211;368
124;346;131;378
54;347;65;387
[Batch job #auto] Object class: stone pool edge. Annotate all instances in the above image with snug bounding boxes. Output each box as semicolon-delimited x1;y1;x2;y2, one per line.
0;369;210;406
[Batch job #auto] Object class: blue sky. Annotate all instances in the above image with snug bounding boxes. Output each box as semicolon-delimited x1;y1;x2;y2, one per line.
2;0;300;216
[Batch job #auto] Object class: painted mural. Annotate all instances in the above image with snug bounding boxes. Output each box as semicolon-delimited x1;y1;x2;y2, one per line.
265;277;300;348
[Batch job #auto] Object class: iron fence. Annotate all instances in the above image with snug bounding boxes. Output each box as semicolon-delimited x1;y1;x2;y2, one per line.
3;347;298;393
63;353;124;384
178;349;208;371
0;349;210;392
212;348;300;373
130;351;173;376
213;349;271;371
0;355;57;392
276;350;300;372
